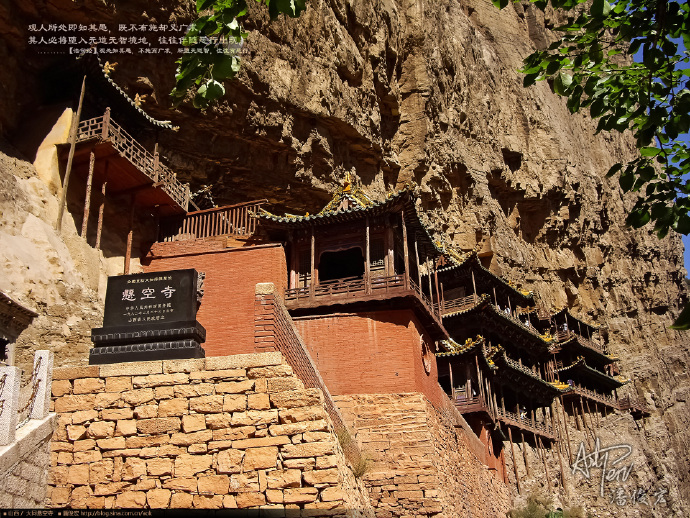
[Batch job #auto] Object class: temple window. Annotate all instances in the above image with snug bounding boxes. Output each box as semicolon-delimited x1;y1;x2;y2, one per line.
318;247;365;283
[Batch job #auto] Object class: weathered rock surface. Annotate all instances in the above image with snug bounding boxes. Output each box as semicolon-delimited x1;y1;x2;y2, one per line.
1;0;689;514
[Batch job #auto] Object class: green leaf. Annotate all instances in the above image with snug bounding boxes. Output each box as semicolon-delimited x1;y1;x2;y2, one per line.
625;208;651;227
591;0;612;17
670;302;690;330
492;0;509;8
640;147;661;157
606;163;623;177
619;171;635;192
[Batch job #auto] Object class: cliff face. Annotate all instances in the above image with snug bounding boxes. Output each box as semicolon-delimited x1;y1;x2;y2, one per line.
2;0;689;514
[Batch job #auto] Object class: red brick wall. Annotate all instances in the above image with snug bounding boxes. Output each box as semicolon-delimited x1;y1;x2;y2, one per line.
143;242;287;357
293;310;442;405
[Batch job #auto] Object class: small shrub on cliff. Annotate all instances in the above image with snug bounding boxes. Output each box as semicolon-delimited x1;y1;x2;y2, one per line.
336;428;371;478
509;494;589;518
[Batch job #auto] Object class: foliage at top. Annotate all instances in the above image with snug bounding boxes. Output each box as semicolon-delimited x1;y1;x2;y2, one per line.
495;0;689;241
170;0;306;109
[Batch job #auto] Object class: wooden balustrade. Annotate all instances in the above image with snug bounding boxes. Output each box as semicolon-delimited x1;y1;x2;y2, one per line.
158;200;267;242
76;114;189;211
440;294;480;315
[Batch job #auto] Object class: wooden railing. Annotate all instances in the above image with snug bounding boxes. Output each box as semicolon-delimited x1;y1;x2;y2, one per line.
158;200;267;242
566;383;617;408
453;393;496;421
496;407;554;439
76;113;190;211
440;294;480;316
284;273;441;321
617;395;648;414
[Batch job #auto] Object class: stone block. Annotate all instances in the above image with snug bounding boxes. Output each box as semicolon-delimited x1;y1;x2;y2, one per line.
173;454;212;478
162;477;198;492
231;409;279;426
93;482;131;496
303;468;339;486
243;446;278;470
84;496;106;508
270;389;321;409
170;492;193;508
74;377;105;394
281;441;335;459
170;429;213;446
48;486;71;507
105;376;132;393
216;449;244;474
229;473;259;492
100;361;162;377
283;487;318;504
67;463;90;485
216;380;255;394
193;494;223;509
48;465;68;486
315;455;338;469
198;475;230;495
223;394;247;412
122;389;155;406
189;369;245;382
266;469;301;489
269;420;329;437
231;436;291;449
146;488;171;508
89;460;114;485
158;398;189;417
235;492;266;508
223;495;237;508
247;364;294;379
163;358;205;373
189;395;224;413
115;419;138;436
279;406;327;423
72;409;99;424
102;408;134;421
53;366;100;380
56;452;73;464
248;393;271;410
395;490;424;501
137;417;180;435
132;373;189;389
154;386;174;399
74;450;102;464
70;484;93;507
51;441;73;452
303;431;331;443
320;487;346;502
189;443;208;454
87;421;115;439
182;414;206;433
206;352;282;370
266;489;284;504
97;437;127;450
134;405;158;419
52;380;72;397
114;490;146;508
125;435;169;449
283;458;316;470
205;414;232;430
122;458;147;481
95;393;122;409
174;383;214;398
55;394;96;413
67;425;87;441
266;377;303;392
159;444;186;457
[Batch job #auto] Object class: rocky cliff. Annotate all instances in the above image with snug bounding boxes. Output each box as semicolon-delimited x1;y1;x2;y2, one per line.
2;0;689;515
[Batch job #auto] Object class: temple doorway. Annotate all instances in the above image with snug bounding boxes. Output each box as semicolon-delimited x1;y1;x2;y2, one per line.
318;247;365;282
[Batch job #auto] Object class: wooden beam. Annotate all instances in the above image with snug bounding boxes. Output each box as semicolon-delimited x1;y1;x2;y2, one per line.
520;429;530;476
414;235;422;292
124;196;135;275
559;396;572;462
95;177;107;251
365;217;371;293
56;74;86;232
507;426;521;494
288;231;296;289
449;362;455;400
434;263;442;317
81;148;96;238
310;227;315;296
401;211;410;289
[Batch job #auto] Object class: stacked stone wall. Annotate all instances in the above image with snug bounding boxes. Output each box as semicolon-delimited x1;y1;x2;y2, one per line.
47;352;373;514
334;393;512;517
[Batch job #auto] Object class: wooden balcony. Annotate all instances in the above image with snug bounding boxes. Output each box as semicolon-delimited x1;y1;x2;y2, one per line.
66;111;190;214
284;274;446;338
617;395;650;417
440;294;482;316
562;383;617;409
158;200;267;242
453;394;495;420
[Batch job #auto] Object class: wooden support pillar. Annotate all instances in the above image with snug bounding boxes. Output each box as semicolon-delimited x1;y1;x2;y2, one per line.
124;196;135;275
449;362;455;399
153;143;160;182
288;231;296;290
538;437;552;494
57;74;86;232
594;402;600;428
365;217;371;294
81;148;96;238
310;227;315;296
400;211;410;289
95;176;107;251
559;396;573;462
507;427;521;494
520;430;530;476
413;237;421;293
385;216;394;276
580;397;593;447
434;263;442;317
427;259;434;306
493;286;498;306
471;270;477;298
102;107;111;139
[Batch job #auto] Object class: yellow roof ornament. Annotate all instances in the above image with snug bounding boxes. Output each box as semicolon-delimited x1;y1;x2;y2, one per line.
343;172;352;192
